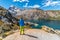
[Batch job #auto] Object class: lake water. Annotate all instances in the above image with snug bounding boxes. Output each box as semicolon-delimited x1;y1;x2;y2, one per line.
26;20;60;30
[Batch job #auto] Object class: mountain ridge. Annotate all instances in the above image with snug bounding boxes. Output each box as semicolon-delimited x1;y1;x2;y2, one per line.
0;6;60;20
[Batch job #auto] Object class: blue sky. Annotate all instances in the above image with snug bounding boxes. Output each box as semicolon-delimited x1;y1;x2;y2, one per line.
0;0;60;10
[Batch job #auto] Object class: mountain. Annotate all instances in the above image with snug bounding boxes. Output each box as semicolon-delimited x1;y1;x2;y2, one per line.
8;5;25;17
8;6;44;20
8;6;60;20
0;6;18;24
44;10;60;20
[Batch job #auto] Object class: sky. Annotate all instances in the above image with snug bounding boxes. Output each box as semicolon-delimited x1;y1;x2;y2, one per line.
0;0;60;10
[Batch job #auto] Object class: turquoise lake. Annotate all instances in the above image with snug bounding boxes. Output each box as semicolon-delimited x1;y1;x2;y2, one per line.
26;20;60;30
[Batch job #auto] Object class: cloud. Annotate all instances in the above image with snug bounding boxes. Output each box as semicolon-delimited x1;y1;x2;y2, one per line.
28;5;40;8
23;3;28;7
13;0;29;2
43;0;60;7
23;4;40;8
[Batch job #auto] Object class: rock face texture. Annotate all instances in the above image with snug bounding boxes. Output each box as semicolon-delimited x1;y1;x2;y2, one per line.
0;6;19;37
41;25;60;34
3;29;60;40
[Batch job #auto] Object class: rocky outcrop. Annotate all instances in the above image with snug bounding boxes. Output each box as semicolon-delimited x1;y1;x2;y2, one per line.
3;29;60;40
41;25;60;34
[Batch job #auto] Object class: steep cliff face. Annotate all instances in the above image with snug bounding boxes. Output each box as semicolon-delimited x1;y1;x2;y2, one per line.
0;6;19;36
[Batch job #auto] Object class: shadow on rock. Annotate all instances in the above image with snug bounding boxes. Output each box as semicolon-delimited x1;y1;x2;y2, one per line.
24;34;38;39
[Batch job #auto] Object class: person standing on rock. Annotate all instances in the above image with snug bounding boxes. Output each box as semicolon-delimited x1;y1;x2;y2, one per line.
19;17;25;35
